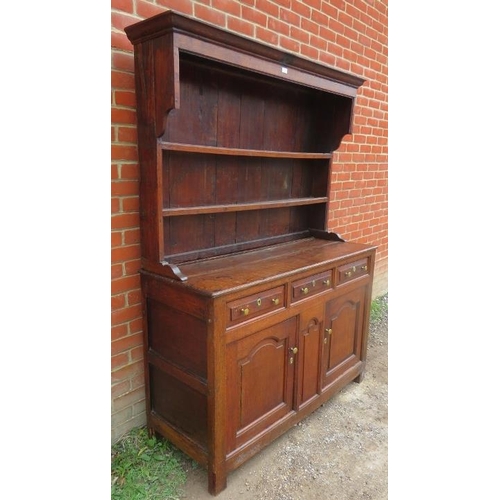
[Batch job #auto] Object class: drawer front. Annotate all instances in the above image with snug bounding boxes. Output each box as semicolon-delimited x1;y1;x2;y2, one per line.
337;258;369;285
291;270;333;303
227;285;285;327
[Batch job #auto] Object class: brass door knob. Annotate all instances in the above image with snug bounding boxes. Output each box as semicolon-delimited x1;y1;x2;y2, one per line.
325;328;332;335
290;347;298;354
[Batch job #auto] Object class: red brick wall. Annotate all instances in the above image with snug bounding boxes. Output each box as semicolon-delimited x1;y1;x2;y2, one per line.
111;0;388;443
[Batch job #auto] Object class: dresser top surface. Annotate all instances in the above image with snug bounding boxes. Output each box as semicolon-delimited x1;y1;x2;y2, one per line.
175;237;376;296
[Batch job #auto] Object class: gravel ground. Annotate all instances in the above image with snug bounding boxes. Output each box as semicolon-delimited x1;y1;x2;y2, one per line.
180;294;388;500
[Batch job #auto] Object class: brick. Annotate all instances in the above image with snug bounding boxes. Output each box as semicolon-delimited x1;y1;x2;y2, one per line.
280;36;300;53
228;17;254;37
117;126;137;144
129;317;144;335
124;259;141;276
242;6;267;26
112;51;134;72
111;244;141;263
112;12;140;33
301;17;319;35
131;372;146;390
113;387;145;413
268;17;289;36
112;414;146;444
310;34;327;51
132;399;147;417
300;43;318;60
114;91;136;108
111;275;140;296
112;145;138;161
336;58;350;71
111;231;122;247
327;41;343;57
111;360;143;385
111;197;120;214
111;107;136;125
255;0;279;18
111;264;124;280
329;17;344;35
112;352;129;370
124;228;141;245
279;8;300;27
194;4;226;27
111;213;140;230
111;70;135;91
157;0;194;16
319;25;336;43
256;27;279;45
112;331;143;355
136;1;165;19
338;11;353;27
318;51;335;66
291;27;310;44
111;180;139;196
321;1;339;20
122;196;140;212
112;379;131;400
112;31;133;51
120;164;139;179
112;293;126;310
302;0;321;9
312;9;329;27
111;303;143;327
336;34;350;48
213;0;241;17
291;0;310;17
111;0;133;13
112;324;128;345
127;289;142;306
130;346;144;362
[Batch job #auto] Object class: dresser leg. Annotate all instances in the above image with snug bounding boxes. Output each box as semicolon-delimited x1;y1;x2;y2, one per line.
208;469;227;496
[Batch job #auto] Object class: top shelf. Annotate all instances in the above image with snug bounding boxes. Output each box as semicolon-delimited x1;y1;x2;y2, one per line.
159;142;332;159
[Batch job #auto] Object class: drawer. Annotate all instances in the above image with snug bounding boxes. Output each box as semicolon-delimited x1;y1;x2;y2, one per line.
337;258;369;285
291;270;333;303
227;285;285;327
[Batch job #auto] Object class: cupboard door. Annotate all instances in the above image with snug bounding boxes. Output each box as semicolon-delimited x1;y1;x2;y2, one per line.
226;317;297;453
322;286;366;389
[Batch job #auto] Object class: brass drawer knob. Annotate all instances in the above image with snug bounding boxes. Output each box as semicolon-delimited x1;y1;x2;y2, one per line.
271;298;280;305
323;279;330;286
345;271;352;278
361;265;368;271
256;298;262;306
241;307;250;316
290;347;298;354
301;287;309;295
325;328;332;335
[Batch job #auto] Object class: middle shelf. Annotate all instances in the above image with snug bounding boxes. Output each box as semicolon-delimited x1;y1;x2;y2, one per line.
162;197;328;217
